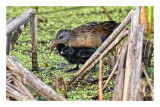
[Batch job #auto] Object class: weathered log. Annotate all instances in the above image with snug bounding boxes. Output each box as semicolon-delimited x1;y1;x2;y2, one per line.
6;56;67;101
68;9;133;86
69;28;129;87
30;12;38;71
123;7;145;101
112;41;128;101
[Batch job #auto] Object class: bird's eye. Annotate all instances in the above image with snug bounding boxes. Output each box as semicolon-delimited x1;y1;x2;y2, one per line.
59;36;63;39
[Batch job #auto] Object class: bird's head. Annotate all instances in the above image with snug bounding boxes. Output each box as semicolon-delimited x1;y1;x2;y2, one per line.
50;30;74;53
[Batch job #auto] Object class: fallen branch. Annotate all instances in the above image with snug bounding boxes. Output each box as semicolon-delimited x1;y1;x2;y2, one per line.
6;56;67;101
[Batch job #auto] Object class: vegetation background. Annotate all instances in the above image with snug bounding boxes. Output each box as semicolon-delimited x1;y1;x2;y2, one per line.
6;6;154;101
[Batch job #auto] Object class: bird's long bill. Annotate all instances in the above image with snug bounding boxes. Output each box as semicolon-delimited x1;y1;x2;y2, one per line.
50;40;59;54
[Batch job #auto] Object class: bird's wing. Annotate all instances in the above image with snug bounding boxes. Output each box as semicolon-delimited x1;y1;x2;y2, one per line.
77;49;95;59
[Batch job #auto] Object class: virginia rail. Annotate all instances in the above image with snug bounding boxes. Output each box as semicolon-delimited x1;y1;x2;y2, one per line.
56;43;96;72
50;21;119;53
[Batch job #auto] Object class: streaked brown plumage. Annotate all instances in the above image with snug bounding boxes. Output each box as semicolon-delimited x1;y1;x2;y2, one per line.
50;21;119;53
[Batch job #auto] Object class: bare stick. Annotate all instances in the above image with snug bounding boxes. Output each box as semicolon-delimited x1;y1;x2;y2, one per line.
30;12;38;71
6;56;67;101
101;6;113;21
69;10;133;86
142;62;154;99
87;75;114;83
98;58;103;101
6;17;16;55
103;54;120;90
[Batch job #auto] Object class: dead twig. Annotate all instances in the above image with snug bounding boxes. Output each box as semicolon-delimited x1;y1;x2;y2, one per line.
142;62;154;100
101;6;113;21
98;58;103;101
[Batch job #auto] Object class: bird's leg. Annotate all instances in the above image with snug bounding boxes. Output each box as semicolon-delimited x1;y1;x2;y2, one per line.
65;64;79;72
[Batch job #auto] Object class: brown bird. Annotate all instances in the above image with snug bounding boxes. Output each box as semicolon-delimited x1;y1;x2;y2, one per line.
50;21;119;53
